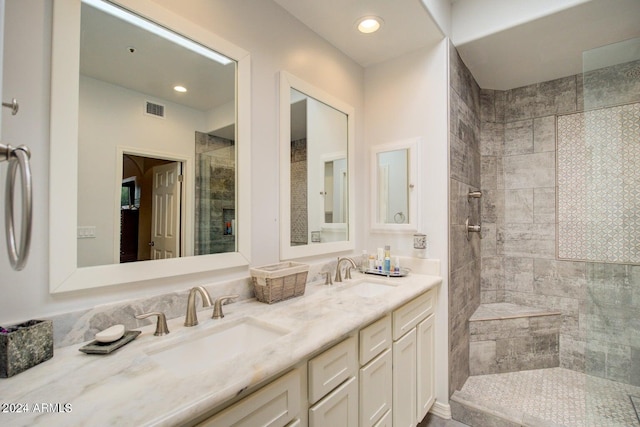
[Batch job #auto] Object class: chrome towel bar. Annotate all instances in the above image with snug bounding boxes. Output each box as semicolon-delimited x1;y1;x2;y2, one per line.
1;143;32;271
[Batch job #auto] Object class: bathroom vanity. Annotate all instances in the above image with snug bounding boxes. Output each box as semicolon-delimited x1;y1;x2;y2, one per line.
0;271;440;426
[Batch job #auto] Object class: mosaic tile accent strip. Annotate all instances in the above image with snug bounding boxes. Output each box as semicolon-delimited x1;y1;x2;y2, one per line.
461;368;640;426
557;102;640;264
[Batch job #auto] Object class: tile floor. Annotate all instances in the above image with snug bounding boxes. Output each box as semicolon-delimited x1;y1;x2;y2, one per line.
458;367;640;426
420;413;469;426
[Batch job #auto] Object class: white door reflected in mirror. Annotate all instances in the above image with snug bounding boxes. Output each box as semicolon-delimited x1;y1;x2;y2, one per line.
371;138;420;232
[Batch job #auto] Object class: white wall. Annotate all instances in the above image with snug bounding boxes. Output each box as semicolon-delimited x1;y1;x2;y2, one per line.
0;0;363;323
364;39;450;407
206;99;234;133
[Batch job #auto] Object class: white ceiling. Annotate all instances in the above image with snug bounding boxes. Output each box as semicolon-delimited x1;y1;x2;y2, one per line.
272;0;445;67
274;0;640;90
80;4;235;112
455;0;640;90
82;0;640;108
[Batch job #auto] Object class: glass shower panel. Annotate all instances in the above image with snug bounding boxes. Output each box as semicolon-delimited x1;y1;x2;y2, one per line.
194;133;236;256
582;37;640;426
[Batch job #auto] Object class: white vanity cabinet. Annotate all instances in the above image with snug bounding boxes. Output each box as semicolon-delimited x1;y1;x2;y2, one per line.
194;288;436;427
196;368;302;427
308;335;359;427
392;289;436;427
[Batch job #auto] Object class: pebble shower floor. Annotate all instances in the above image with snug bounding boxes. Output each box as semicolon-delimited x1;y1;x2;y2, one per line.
460;368;640;426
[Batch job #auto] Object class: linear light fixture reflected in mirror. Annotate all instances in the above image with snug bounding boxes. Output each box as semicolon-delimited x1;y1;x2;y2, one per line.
82;0;233;65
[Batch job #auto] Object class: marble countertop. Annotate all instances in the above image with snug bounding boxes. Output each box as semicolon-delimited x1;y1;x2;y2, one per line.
0;271;441;426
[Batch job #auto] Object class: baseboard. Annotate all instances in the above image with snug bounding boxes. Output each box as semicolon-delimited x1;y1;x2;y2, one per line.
429;400;452;419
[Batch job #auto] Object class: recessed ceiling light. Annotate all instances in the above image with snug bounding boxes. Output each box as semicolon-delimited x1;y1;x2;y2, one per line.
174;86;187;93
356;16;383;34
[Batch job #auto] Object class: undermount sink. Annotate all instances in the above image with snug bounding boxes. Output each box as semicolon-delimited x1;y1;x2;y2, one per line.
344;280;397;298
146;318;289;377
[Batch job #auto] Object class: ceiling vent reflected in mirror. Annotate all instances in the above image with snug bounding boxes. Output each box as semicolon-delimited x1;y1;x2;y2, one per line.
145;101;165;118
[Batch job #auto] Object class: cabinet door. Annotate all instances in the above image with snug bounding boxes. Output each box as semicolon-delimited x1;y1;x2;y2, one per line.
393;329;417;427
198;369;301;427
417;315;435;422
309;376;358;427
373;409;391;427
359;348;392;427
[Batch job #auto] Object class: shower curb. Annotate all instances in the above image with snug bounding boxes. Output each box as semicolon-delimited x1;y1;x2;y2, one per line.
450;390;566;427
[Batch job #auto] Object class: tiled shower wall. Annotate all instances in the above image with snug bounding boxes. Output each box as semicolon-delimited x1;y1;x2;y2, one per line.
195;132;236;255
479;59;640;386
449;43;482;394
290;139;308;245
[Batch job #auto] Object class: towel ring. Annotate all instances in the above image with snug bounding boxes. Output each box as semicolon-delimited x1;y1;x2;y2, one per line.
2;143;32;271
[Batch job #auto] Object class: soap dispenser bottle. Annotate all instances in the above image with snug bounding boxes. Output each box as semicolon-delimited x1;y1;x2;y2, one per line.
383;245;391;272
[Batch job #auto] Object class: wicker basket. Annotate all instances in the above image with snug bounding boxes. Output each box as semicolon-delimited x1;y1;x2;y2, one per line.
250;262;309;304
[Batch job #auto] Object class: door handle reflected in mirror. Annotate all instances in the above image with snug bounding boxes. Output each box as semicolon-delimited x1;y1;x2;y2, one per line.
148;241;154;246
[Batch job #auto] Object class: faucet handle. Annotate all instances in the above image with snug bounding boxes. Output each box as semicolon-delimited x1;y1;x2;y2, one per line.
322;271;333;285
345;266;353;280
212;295;239;319
135;311;170;336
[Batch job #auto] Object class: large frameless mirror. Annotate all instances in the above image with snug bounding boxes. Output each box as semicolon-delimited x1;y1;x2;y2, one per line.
50;0;251;293
280;71;355;259
370;138;419;232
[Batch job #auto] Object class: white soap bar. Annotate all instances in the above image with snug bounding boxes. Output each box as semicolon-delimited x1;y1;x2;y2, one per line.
95;324;125;343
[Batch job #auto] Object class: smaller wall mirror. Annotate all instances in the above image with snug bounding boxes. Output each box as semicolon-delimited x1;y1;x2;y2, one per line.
280;71;355;259
370;138;419;232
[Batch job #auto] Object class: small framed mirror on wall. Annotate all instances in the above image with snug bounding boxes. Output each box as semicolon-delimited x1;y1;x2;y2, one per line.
370;138;419;232
279;71;355;259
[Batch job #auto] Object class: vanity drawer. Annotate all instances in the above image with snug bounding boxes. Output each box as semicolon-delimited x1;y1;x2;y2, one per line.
309;376;358;427
359;314;392;366
198;368;301;427
392;289;434;340
308;335;357;405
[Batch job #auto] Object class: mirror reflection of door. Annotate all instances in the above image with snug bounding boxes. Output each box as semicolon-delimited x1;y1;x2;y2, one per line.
323;158;347;223
289;88;348;246
120;154;182;263
377;149;409;224
150;162;181;259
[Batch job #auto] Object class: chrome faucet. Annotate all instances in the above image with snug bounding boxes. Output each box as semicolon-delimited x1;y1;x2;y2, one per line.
335;257;357;283
184;286;213;327
211;295;239;319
